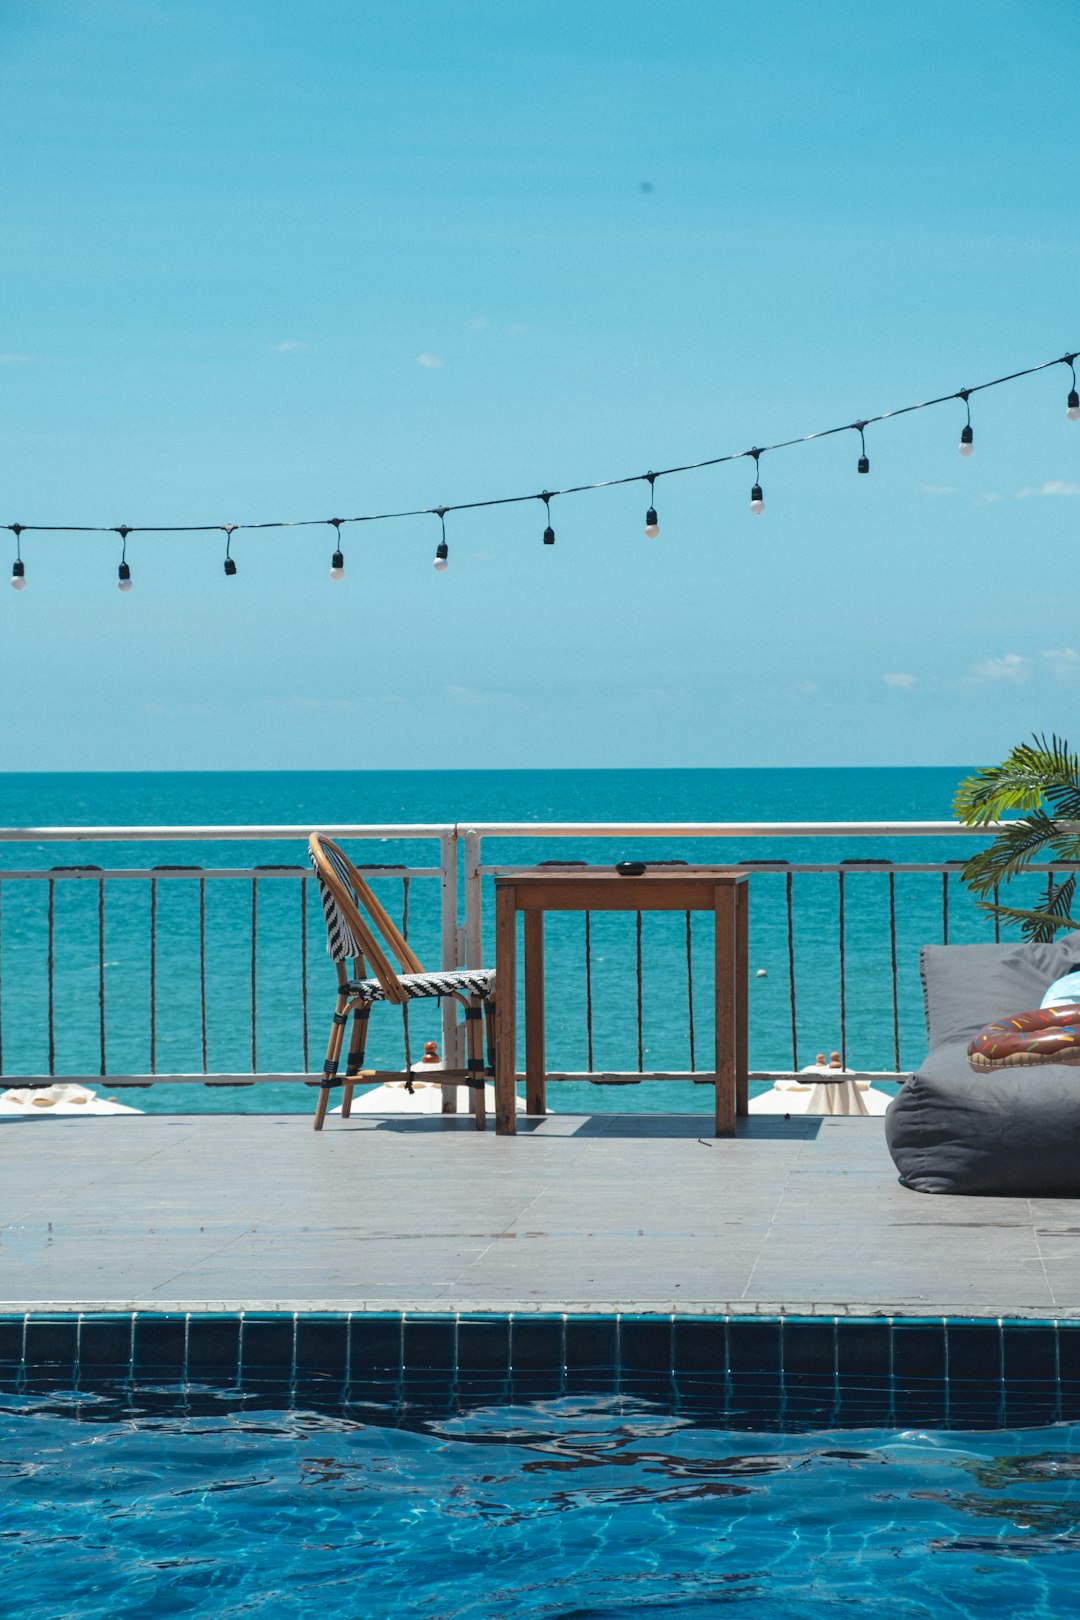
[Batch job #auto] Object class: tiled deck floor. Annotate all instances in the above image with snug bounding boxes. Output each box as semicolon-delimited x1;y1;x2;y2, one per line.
1;1113;1078;1318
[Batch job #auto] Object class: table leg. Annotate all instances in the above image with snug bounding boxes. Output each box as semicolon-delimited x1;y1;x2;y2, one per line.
735;880;749;1116
714;884;736;1137
523;910;546;1115
494;885;518;1135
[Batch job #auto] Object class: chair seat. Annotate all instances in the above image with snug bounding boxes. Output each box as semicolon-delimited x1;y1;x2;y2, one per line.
344;968;496;1004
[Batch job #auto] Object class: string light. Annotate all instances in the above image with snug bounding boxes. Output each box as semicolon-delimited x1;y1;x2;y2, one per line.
854;423;870;474
222;525;237;576
328;518;345;580
116;527;133;591
540;492;555;545
433;508;449;571
958;390;974;456
748;451;764;514
10;525;25;589
3;349;1076;580
644;473;659;538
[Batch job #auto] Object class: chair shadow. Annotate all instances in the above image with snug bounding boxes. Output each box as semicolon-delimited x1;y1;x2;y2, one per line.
340;1112;823;1140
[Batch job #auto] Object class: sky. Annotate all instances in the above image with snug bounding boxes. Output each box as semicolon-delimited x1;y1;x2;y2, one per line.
0;0;1077;771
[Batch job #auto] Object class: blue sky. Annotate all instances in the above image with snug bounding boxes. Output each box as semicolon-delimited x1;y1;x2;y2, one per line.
0;0;1077;770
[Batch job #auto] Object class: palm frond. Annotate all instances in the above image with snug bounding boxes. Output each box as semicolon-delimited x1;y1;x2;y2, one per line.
978;892;1080;943
954;733;1080;825
961;812;1062;894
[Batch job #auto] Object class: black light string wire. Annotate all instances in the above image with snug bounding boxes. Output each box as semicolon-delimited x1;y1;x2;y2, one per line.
5;349;1078;555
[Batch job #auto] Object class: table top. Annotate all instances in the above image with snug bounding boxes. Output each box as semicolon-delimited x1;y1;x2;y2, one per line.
493;867;747;911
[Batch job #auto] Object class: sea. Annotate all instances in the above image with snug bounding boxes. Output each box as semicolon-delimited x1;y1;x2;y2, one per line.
0;767;1025;1117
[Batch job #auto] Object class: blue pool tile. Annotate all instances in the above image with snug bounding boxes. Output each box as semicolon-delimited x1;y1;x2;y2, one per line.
24;1317;78;1374
782;1321;835;1376
349;1314;403;1375
673;1318;726;1373
79;1317;132;1371
296;1315;349;1375
1056;1325;1080;1386
186;1315;241;1379
835;1322;892;1380
0;1317;24;1368
457;1317;510;1373
1002;1325;1058;1384
564;1316;617;1373
242;1315;296;1375
403;1317;455;1373
947;1322;1003;1383
620;1317;673;1373
134;1315;187;1375
727;1319;782;1374
510;1316;564;1372
891;1323;946;1383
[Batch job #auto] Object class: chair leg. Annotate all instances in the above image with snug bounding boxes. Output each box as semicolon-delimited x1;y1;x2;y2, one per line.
484;997;497;1077
465;996;486;1131
314;1000;349;1131
341;1003;370;1118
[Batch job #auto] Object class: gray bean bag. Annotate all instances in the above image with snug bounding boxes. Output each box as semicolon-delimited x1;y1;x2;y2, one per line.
885;932;1080;1195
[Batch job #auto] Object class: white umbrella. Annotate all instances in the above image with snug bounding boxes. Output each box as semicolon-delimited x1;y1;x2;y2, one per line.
750;1054;892;1117
0;1083;142;1118
332;1045;531;1116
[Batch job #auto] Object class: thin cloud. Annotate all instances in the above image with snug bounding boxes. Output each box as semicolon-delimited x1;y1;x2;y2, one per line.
1016;481;1080;499
883;672;916;690
1043;648;1080;679
416;353;444;368
970;653;1031;683
0;353;44;365
974;491;1001;505
273;340;309;353
467;318;489;331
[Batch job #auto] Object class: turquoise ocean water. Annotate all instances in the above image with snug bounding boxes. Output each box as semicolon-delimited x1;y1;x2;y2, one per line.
0;767;1015;1115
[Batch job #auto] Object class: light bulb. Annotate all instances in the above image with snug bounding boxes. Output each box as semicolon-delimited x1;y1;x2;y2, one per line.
543;526;555;545
434;541;449;572
857;455;870;475
330;550;345;580
10;560;25;590
749;483;765;514
118;562;133;591
1068;389;1080;422
959;425;974;456
224;557;237;576
644;506;659;538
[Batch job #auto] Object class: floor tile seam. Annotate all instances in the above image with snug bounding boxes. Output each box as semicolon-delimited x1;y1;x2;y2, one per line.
425;1171;568;1296
146;1223;262;1294
733;1137;809;1301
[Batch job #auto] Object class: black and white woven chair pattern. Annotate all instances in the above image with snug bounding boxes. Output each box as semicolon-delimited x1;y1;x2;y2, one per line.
308;832;497;1132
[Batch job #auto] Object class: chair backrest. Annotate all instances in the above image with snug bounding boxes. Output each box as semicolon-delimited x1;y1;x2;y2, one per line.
309;833;424;1003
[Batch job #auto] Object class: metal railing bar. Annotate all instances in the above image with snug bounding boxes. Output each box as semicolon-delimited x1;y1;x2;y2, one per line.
47;879;55;1077
0;1068;917;1088
685;911;695;1072
942;870;950;944
837;871;847;1070
149;878;157;1075
300;879;309;1075
97;879;106;1077
888;871;901;1073
0;867;443;882
250;877;258;1074
0;825;458;842
635;911;644;1073
785;871;797;1071
477;861;1080;878
584;911;594;1072
199;878;207;1074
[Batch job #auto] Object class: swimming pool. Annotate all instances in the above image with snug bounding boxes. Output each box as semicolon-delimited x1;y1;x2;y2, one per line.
4;1381;1080;1619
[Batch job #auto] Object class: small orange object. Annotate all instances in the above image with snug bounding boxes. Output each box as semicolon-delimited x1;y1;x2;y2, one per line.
420;1041;440;1065
829;1052;843;1069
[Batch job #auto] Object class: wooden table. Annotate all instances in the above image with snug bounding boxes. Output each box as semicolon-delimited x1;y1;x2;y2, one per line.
493;869;749;1137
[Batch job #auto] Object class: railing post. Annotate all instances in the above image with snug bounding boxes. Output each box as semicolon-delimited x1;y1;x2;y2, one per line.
439;830;464;1090
463;829;483;970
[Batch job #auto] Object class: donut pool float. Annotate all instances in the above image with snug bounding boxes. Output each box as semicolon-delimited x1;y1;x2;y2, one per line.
968;1004;1080;1071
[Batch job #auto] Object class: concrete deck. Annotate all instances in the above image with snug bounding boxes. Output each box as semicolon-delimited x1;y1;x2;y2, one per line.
1;1113;1078;1319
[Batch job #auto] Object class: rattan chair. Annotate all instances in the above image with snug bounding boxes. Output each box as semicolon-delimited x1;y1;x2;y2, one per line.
308;833;496;1131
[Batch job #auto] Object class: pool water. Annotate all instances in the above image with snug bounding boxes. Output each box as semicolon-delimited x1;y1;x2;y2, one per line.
4;1389;1080;1618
